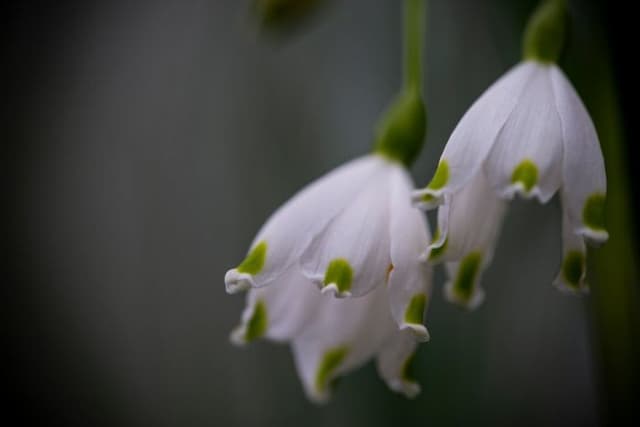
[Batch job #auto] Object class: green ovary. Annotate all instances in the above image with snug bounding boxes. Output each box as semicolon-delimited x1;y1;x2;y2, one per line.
237;241;267;275
404;293;427;325
323;259;354;293
315;346;349;394
582;193;607;231
373;89;426;167
453;252;483;302
245;300;268;342
562;251;585;288
510;159;538;193
522;0;566;64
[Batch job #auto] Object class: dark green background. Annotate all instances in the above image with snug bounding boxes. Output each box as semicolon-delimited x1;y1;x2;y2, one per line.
7;0;637;426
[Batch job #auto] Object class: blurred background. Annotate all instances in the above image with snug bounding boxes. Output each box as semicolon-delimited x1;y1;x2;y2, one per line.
7;0;638;426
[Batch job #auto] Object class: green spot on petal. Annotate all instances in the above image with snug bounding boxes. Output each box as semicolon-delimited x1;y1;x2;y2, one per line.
237;241;267;275
404;293;427;325
453;252;482;302
428;228;447;260
426;160;449;191
245;299;268;342
315;346;349;394
323;258;353;293
401;352;417;383
582;193;606;231
562;250;585;288
510;159;538;193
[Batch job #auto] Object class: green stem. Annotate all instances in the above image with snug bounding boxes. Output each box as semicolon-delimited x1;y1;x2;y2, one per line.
558;5;639;424
373;0;427;167
404;0;425;90
575;54;640;427
522;1;639;420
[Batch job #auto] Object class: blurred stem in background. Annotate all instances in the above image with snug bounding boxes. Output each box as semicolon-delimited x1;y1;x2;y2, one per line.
555;0;640;424
520;0;639;423
404;0;425;91
570;20;640;427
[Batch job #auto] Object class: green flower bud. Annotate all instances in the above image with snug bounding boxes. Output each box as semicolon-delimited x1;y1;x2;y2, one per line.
374;88;427;167
523;0;567;63
254;0;324;31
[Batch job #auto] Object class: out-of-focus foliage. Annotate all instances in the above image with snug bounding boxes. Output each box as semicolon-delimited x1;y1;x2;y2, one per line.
254;0;326;32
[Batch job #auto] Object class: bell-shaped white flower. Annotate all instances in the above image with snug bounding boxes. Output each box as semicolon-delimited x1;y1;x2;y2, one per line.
227;154;432;338
226;154;432;401
225;0;433;403
413;60;607;308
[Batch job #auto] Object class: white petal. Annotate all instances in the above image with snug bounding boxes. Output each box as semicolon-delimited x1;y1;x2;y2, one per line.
300;160;394;298
485;62;563;202
428;171;507;264
413;62;537;209
429;172;507;309
291;284;395;403
550;66;608;245
553;195;588;293
225;155;386;294
376;330;421;398
230;268;322;345
387;167;432;341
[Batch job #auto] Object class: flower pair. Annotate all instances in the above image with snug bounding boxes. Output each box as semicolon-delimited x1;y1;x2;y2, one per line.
224;0;608;403
225;155;432;402
413;60;608;309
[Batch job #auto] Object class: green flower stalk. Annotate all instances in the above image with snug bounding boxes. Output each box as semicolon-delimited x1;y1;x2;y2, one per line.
375;0;427;167
559;5;640;423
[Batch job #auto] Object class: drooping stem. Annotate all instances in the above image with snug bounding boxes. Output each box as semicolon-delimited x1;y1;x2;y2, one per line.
404;0;425;90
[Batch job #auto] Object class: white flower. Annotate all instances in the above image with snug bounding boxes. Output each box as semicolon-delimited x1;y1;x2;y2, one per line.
226;154;432;402
413;61;607;308
235;270;424;403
